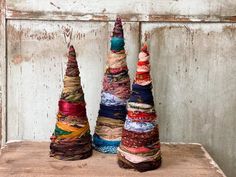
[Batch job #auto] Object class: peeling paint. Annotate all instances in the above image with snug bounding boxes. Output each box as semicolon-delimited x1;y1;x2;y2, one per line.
144;23;236;37
27;31;56;41
223;25;236;31
11;54;33;65
5;0;236;22
148;15;191;22
144;31;151;41
60;25;73;47
12;55;23;64
7;24;23;40
8;24;57;41
49;2;60;10
5;9;236;22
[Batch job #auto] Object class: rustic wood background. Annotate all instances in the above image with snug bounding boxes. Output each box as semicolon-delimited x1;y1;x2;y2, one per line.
0;1;235;177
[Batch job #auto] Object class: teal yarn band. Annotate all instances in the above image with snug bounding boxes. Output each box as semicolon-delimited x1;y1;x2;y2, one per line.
110;37;125;51
93;134;120;154
94;145;118;154
93;134;120;146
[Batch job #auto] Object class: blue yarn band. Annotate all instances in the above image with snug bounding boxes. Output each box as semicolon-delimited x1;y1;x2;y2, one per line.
98;104;127;121
129;83;154;105
93;145;118;154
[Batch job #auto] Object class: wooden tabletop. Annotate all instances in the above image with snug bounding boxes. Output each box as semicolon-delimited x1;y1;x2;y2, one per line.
0;142;225;177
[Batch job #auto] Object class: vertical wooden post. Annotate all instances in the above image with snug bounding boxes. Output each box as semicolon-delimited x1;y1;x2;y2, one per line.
0;0;6;147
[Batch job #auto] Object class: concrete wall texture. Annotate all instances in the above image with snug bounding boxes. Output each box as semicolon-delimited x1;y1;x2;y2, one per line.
0;0;236;177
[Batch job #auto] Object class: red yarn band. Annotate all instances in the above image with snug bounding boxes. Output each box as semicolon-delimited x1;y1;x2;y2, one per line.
59;99;86;117
128;111;156;119
135;72;150;80
137;60;149;66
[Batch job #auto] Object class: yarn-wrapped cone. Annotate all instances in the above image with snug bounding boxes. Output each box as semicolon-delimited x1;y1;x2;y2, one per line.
117;44;161;171
93;18;130;154
50;45;92;160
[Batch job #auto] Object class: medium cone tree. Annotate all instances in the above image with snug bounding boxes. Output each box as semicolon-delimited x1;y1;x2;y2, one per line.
93;17;131;154
50;46;92;160
117;44;162;172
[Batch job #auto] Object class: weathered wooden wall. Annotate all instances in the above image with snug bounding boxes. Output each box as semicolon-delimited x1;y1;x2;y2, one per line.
6;20;139;140
0;0;6;147
1;0;236;177
142;23;236;177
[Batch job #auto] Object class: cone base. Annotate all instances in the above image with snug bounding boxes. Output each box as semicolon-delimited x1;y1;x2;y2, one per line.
50;134;92;160
50;149;92;161
117;153;162;172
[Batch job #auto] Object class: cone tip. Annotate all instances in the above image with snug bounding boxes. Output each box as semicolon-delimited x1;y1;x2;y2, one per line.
112;17;124;38
69;45;75;51
68;45;76;60
114;17;122;27
141;43;149;55
116;17;121;22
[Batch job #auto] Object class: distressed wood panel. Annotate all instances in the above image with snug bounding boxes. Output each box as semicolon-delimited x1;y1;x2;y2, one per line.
0;0;6;147
6;0;236;22
6;20;139;141
141;23;236;177
7;21;108;141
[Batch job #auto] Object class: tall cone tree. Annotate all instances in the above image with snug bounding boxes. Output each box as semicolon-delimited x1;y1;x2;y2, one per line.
93;17;131;154
50;46;92;160
117;44;162;172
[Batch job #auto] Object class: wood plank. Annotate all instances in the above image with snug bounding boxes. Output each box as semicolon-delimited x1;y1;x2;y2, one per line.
0;0;6;147
0;142;226;177
141;23;236;177
5;0;236;22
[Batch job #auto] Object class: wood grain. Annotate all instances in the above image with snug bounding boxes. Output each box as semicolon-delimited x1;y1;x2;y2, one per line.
0;142;225;177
